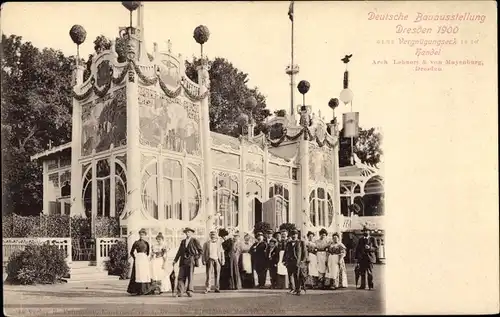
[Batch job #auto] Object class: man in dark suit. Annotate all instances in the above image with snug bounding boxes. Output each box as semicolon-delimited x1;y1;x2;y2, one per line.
250;232;268;288
355;227;379;290
173;227;203;297
282;229;307;295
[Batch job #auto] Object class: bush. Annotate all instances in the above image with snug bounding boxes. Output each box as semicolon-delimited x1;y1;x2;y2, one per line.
105;241;130;280
2;214;13;238
6;243;70;285
253;221;271;237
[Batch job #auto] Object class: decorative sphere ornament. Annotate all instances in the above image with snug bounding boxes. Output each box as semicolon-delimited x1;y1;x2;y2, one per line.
193;25;210;45
297;80;310;95
69;25;87;46
328;98;339;109
245;96;258;110
121;1;141;11
339;88;354;105
238;112;249;126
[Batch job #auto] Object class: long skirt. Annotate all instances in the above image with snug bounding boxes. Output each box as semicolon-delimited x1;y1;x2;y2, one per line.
150;257;171;292
305;253;319;287
127;253;154;295
276;250;288;289
220;256;232;290
326;254;348;288
240;253;255;288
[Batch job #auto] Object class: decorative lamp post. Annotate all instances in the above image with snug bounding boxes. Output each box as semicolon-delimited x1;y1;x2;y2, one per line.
193;25;210;60
69;25;87;65
297;80;310;107
122;1;141;27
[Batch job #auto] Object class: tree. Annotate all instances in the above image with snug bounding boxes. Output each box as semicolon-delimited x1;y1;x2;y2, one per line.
185;57;271;137
1;34;74;216
339;127;383;167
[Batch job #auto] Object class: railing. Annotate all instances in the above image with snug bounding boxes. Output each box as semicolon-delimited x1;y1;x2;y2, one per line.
95;237;126;268
2;238;72;264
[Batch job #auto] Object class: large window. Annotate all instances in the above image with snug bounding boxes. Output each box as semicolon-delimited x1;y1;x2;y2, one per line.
96;159;111;217
163;159;182;220
187;169;201;221
141;161;159;219
213;173;239;228
269;183;289;224
309;187;334;227
82;166;92;218
115;160;127;216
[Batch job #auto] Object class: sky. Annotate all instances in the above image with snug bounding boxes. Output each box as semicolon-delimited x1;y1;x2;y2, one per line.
2;1;384;130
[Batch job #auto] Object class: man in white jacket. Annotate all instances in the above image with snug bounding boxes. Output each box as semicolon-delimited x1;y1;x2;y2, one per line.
202;230;225;293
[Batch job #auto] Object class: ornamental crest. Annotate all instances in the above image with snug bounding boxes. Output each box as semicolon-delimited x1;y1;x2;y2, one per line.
158;58;181;87
96;61;112;88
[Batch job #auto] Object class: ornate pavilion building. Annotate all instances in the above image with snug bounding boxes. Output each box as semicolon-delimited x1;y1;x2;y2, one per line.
30;3;384;256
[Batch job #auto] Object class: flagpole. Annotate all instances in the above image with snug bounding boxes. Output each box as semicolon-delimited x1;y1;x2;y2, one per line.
286;1;298;122
291;6;294;117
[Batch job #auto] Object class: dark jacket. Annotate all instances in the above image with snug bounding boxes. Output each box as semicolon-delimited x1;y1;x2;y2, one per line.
355;236;378;263
283;239;307;268
174;237;203;266
250;240;267;270
265;246;280;269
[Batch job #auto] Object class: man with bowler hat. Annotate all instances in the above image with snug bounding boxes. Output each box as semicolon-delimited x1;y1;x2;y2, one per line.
250;231;268;288
355;227;379;290
173;227;203;297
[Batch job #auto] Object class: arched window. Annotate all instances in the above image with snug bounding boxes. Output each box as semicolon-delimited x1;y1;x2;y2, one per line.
309;187;334;227
269;183;289;225
247;181;263;229
163;159;182;220
141;161;159;219
82;166;92;218
96;159;111;217
187;169;201;220
213;174;239;228
115;161;127;217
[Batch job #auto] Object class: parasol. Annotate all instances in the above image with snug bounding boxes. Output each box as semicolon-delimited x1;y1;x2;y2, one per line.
169;269;176;296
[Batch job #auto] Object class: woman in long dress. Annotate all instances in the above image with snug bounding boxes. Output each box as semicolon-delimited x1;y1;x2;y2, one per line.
315;228;330;289
219;229;234;290
127;228;154;295
305;231;319;289
230;232;242;290
326;232;348;289
239;233;255;288
276;230;288;290
150;232;170;293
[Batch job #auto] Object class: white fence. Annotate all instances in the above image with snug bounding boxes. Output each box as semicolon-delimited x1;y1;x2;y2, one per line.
95;237;126;267
2;238;72;264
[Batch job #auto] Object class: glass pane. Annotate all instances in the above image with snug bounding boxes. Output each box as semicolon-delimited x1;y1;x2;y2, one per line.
96;159;110;178
309;198;316;225
318;200;325;226
164;179;173;219
115;176;126;217
284;188;289;200
269;186;274;198
231;179;238;194
142;176;158;219
187;182;200;221
164;159;182;178
82;181;92;218
246;182;262;197
318;187;325;199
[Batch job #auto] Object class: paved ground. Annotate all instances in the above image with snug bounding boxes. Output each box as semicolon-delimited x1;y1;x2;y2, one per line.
3;264;384;316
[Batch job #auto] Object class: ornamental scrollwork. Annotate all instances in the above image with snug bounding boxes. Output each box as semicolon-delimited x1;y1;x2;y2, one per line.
246;177;263;188
212;170;239;182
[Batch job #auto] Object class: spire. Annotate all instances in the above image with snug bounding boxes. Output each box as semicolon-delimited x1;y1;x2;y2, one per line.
136;2;148;62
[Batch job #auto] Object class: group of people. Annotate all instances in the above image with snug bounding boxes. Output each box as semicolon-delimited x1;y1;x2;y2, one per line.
126;225;379;297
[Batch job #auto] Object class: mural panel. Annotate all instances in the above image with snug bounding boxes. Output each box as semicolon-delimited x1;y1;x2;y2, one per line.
268;163;290;178
246;153;264;174
81;87;127;156
139;87;201;155
211;149;240;170
309;147;333;182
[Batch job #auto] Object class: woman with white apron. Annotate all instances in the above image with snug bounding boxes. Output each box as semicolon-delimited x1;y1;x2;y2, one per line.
315;228;330;289
326;232;348;289
240;233;255;288
127;228;154;295
305;231;319;289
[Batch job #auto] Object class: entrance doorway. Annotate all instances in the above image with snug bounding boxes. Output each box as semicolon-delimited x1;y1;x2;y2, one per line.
247;196;262;231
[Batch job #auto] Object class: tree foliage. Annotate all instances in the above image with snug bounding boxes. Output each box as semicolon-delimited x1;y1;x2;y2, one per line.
339;127;383;167
185;57;271;137
1;34;74;216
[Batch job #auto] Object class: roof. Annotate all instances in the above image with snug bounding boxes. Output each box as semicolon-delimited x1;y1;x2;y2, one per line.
30;142;72;161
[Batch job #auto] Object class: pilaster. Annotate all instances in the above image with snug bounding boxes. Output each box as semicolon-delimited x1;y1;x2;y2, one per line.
70;65;85;217
43;161;49;214
332;124;342;233
197;60;213;235
240;142;247;232
299;138;309;233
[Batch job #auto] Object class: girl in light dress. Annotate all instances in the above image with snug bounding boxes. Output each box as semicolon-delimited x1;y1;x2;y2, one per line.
326;232;348;289
150;232;171;293
305;231;319;289
315;228;330;289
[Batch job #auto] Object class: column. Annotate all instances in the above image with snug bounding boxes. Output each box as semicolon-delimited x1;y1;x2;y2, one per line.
110;150;116;217
240;142;247;232
197;60;213;237
299;138;309;234
126;66;141;254
331;123;342;234
70;65;85;217
43;161;49;214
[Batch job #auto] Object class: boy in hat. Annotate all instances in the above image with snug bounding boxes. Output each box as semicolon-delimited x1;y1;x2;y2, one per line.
355;227;379;290
283;229;307;295
173;227;203;297
250;231;268;288
266;238;280;289
265;229;274;243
